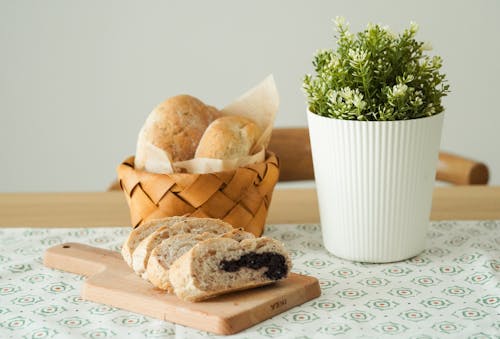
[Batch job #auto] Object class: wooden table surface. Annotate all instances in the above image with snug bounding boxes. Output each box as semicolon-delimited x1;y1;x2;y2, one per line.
0;186;499;227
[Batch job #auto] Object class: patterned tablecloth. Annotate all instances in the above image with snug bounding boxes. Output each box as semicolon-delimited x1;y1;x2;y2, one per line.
0;221;499;339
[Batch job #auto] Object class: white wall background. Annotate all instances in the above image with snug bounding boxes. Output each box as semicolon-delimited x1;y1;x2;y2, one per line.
1;0;499;192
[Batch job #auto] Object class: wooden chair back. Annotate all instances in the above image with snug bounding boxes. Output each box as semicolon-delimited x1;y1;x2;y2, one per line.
268;128;489;185
108;128;489;190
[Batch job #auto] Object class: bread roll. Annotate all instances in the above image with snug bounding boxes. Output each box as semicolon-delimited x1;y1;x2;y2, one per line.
169;237;292;302
135;95;220;170
121;216;187;267
132;217;234;278
147;228;254;291
194;115;260;159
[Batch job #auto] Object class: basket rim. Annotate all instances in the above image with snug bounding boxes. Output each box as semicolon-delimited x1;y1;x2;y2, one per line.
118;151;278;177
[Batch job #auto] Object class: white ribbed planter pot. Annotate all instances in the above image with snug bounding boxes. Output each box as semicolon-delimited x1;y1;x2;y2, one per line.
307;110;444;263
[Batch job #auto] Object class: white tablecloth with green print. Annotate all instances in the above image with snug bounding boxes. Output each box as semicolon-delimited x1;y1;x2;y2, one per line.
1;221;499;339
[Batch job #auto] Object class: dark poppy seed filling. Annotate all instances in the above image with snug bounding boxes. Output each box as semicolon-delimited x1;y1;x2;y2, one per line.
219;252;288;280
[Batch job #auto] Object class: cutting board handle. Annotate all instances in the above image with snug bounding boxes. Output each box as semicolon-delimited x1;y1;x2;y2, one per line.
44;242;123;276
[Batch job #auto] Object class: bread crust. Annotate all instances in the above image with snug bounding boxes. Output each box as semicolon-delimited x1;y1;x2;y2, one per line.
169;237;292;302
121;216;186;267
195;115;259;159
136;95;220;168
145;248;173;290
131;219;185;278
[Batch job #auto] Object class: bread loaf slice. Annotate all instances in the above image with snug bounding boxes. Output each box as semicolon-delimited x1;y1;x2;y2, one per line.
147;228;254;291
121;216;186;267
194;115;260;159
169;237;292;302
132;217;234;278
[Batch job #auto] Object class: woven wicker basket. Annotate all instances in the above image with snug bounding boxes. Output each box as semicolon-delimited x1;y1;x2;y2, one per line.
117;152;279;236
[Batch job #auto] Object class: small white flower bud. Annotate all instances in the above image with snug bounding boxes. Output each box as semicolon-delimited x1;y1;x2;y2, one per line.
421;42;433;51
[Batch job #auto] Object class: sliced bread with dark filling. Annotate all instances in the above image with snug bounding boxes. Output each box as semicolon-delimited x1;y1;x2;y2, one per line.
147;228;254;291
132;217;234;278
169;237;292;302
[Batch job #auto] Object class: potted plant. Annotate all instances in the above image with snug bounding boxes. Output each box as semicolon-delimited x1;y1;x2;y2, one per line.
303;18;449;262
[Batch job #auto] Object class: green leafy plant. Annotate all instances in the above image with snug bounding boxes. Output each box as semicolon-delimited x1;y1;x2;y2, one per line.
303;17;450;121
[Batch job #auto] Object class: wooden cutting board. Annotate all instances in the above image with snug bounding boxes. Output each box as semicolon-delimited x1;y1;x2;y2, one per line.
44;242;321;335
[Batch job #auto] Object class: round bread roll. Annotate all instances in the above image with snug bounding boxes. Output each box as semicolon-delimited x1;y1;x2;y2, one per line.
194;116;260;160
136;95;220;167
